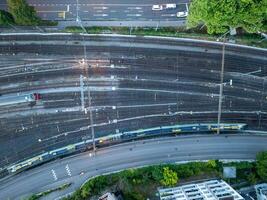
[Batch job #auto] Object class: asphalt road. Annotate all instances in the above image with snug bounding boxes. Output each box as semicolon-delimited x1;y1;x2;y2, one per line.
0;0;188;22
0;135;267;199
0;34;266;170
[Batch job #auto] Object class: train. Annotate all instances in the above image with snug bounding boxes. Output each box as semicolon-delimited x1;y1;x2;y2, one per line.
0;93;41;107
6;123;246;173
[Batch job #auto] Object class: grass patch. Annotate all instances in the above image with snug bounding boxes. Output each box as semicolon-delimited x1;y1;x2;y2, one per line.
26;182;72;200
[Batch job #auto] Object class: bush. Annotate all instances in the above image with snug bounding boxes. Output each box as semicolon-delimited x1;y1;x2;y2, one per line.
39;20;58;26
151;166;163;183
160;167;178;186
256;151;267;181
0;10;14;25
124;191;146;200
247;173;258;185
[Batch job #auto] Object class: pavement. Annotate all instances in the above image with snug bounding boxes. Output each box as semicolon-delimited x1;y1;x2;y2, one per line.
0;134;267;200
0;34;266;170
0;0;189;28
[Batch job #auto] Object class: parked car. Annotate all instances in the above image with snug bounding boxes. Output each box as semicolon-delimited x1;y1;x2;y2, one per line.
152;4;163;11
166;4;176;9
177;11;188;17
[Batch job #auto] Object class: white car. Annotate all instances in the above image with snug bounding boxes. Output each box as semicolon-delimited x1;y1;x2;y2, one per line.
177;11;188;18
166;4;176;9
152;4;163;11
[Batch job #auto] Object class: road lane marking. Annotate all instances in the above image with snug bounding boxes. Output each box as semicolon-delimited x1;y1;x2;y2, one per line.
127;7;143;10
65;164;72;176
93;14;108;17
51;169;57;181
93;6;108;9
161;14;176;17
126;14;142;17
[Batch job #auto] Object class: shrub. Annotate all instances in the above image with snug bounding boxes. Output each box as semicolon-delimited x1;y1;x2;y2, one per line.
256;151;267;181
160;167;178;186
0;10;14;25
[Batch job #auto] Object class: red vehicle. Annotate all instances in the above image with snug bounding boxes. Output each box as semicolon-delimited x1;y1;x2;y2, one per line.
33;93;41;101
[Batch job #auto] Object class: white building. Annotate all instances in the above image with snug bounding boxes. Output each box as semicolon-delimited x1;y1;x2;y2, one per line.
98;192;117;200
158;179;244;200
255;183;267;200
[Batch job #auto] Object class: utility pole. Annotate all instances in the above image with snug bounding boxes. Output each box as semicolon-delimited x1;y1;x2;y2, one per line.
217;35;226;134
87;84;96;154
76;0;79;22
80;75;85;111
77;15;96;155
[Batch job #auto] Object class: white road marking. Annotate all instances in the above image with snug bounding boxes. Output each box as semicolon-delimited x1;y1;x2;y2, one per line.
161;14;176;17
127;7;142;10
65;164;72;176
93;6;108;9
93;14;108;17
126;14;142;17
51;169;57;181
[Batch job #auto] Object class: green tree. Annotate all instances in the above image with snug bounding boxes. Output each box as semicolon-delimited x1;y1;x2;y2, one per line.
124;191;146;200
160;167;178;186
247;173;257;184
256;151;267;181
187;0;267;34
7;0;40;25
0;10;14;25
151;166;163;182
207;160;217;168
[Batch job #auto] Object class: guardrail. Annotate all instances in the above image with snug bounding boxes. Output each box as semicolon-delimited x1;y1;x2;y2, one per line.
4;123;246;174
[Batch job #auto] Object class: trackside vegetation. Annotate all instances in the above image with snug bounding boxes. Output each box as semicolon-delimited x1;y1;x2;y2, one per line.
61;152;267;200
187;0;267;34
65;26;267;48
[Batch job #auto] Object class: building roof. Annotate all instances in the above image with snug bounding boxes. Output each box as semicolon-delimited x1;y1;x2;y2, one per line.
158;180;244;200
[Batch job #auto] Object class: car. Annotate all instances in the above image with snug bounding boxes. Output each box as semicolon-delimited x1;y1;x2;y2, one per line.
33;93;41;100
152;5;163;11
177;11;188;18
80;171;84;175
166;4;176;9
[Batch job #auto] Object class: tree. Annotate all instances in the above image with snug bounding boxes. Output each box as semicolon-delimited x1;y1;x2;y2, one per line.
151;166;163;182
160;167;178;186
0;10;14;25
7;0;40;25
187;0;267;34
207;160;217;168
247;173;257;185
256;151;267;181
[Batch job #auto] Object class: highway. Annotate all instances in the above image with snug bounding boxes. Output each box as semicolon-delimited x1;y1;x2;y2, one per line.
0;34;266;171
0;135;267;199
0;0;188;23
